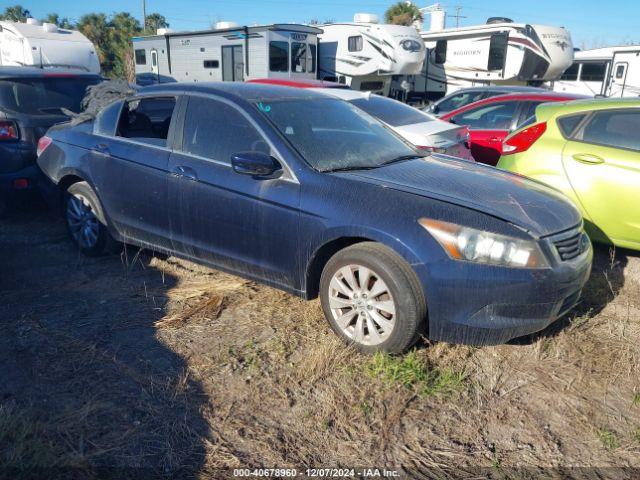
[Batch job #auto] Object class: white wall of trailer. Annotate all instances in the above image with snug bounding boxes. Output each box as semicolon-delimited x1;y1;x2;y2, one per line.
0;19;100;73
318;14;425;95
553;46;640;97
133;24;320;85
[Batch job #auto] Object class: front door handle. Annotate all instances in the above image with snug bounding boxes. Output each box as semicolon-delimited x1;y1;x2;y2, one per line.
573;153;604;165
173;165;198;181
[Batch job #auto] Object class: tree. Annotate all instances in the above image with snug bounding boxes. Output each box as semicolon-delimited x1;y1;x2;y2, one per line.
77;13;111;71
109;12;142;81
384;2;423;26
145;13;169;34
42;13;74;29
0;5;31;22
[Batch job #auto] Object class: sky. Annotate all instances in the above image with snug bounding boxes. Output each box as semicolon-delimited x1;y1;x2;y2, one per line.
5;0;639;49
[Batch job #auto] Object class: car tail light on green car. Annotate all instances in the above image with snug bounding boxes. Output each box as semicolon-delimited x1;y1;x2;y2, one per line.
502;122;547;155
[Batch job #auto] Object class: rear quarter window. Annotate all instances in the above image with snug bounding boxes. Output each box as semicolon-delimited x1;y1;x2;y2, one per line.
94;100;123;136
557;113;587;138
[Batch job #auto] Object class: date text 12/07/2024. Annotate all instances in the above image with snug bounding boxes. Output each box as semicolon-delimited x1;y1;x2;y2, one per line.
232;468;401;478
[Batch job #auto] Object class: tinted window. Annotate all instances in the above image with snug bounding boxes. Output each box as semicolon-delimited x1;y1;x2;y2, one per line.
256;98;417;172
557;113;586;138
488;32;508;71
559;63;579;81
94;100;123;136
270;41;289;72
348;36;363;52
135;49;146;65
117;97;176;147
580;62;607;82
182;98;267;163
0;77;100;115
517;101;542;128
451;101;518;130
435;40;447;64
291;42;307;73
578;110;640;151
203;60;219;68
309;44;317;73
435;91;485;113
351;95;435;127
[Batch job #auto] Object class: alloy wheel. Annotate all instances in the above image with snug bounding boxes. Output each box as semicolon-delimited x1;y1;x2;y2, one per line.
66;193;100;250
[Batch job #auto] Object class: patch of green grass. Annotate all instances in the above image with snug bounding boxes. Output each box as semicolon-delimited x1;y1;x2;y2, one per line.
632;393;640;407
360;401;373;417
597;428;620;451
570;311;591;329
365;351;466;398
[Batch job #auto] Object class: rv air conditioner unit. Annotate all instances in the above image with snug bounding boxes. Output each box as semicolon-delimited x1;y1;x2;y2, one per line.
353;13;379;24
215;21;241;29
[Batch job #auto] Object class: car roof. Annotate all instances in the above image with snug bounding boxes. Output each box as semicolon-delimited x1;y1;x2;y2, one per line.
308;88;372;101
0;66;101;79
441;85;545;96
246;78;348;89
441;92;589;118
535;97;640;118
139;81;332;102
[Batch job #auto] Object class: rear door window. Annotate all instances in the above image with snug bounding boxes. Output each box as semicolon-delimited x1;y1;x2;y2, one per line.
577;109;640;151
451;101;518;130
557;113;587;138
116;96;176;147
181;96;268;163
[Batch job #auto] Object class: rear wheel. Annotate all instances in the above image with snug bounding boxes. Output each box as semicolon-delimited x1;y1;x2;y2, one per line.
319;242;427;354
65;182;117;256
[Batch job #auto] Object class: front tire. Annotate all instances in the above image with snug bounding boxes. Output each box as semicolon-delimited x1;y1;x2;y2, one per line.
319;242;427;354
65;181;117;256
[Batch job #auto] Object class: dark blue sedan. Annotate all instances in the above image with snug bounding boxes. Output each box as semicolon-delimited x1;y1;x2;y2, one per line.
37;83;592;353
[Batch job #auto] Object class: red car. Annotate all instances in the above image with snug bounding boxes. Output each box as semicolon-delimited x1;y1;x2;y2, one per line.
440;92;586;165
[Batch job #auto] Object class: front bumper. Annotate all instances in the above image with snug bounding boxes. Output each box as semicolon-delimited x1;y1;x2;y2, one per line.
415;231;593;345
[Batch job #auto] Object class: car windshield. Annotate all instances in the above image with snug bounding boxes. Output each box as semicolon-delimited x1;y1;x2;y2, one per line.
255;97;421;172
0;76;101;115
350;95;435;127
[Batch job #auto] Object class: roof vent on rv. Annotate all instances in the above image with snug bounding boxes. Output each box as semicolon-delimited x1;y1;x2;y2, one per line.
353;13;379;24
156;28;175;35
486;17;513;24
25;18;42;26
215;21;241;29
42;22;58;33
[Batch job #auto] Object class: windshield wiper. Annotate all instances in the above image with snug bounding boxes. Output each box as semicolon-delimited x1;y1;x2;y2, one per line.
378;154;427;167
322;165;379;173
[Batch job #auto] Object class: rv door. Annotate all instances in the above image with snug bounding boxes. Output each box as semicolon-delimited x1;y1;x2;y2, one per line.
222;45;244;82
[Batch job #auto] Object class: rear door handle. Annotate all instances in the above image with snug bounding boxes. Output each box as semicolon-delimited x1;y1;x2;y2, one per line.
173;165;198;181
573;153;604;165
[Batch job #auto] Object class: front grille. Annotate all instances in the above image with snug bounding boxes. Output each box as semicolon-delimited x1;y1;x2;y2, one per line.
553;230;585;261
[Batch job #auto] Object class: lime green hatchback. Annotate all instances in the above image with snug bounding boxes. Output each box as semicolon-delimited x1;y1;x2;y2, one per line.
497;99;640;251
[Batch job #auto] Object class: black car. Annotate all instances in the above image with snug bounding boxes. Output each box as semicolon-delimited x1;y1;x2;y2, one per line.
427;86;547;116
0;67;101;212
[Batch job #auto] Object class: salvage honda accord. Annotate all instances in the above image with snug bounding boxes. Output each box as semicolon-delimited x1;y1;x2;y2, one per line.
37;83;592;353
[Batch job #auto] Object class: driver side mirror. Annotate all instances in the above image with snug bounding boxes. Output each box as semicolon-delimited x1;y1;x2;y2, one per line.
430;104;439;114
231;152;282;179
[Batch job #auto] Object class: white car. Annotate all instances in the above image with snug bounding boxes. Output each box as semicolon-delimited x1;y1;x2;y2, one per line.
309;88;473;160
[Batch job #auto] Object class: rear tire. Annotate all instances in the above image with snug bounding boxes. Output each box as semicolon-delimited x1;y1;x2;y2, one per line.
319;242;427;354
65;181;117;256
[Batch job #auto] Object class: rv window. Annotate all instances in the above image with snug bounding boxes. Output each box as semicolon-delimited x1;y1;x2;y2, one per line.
615;64;626;79
182;97;267;163
117;97;176;147
557;113;586;138
580;62;606;82
291;42;307;72
435;40;447;64
487;32;508;71
310;44;317;73
559;63;579;81
203;60;219;69
348;36;363;52
270;41;289;72
578;109;640;151
135;49;147;65
360;81;385;91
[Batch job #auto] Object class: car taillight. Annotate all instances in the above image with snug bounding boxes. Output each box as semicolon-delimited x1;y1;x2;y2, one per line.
0;121;18;140
37;136;53;156
502;122;547;155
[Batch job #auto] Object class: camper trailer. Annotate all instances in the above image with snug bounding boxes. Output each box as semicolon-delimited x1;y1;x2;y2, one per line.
317;14;426;95
396;6;573;102
0;18;100;73
553;46;640;97
133;23;321;85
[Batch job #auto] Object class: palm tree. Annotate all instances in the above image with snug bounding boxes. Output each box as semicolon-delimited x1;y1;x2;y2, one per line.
77;13;111;71
145;13;169;34
0;5;31;22
384;1;423;26
42;13;75;29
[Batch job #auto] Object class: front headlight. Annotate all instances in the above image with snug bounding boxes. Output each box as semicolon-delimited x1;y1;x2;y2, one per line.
419;218;549;268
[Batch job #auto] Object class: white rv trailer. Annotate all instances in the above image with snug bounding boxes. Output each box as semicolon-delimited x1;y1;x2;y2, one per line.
0;18;100;73
552;46;640;97
396;11;573;102
317;13;426;95
132;22;322;85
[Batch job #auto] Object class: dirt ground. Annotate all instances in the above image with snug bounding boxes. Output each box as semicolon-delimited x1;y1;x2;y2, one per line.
1;199;639;479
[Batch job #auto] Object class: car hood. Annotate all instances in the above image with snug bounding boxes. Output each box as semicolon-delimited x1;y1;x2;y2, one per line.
338;156;581;238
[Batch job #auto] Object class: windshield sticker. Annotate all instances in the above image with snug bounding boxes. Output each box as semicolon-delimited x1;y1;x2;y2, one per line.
257;102;271;113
